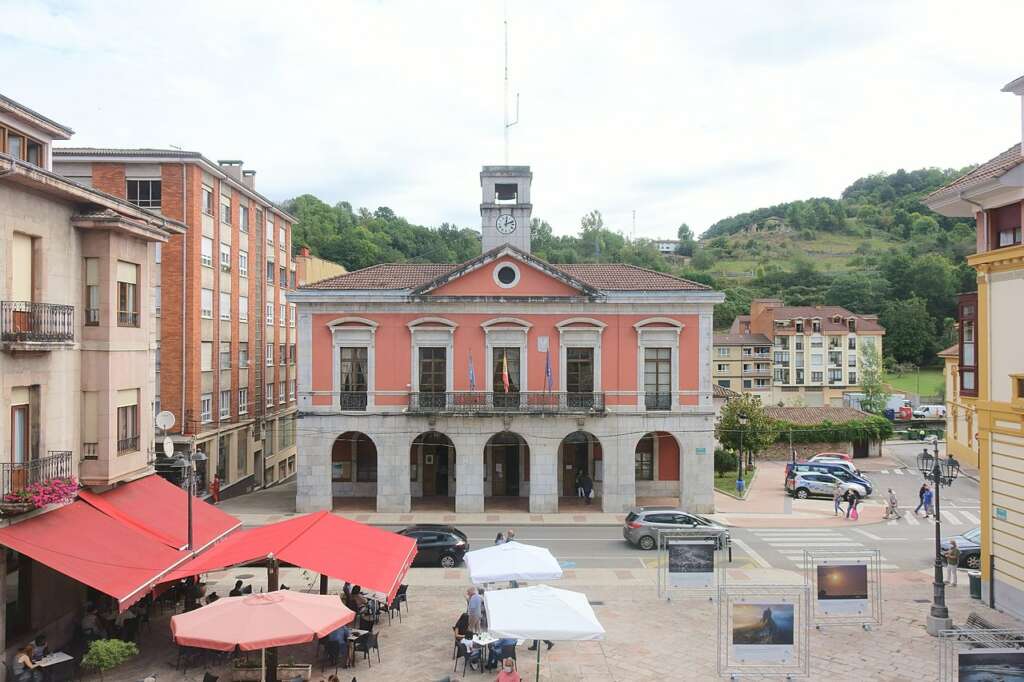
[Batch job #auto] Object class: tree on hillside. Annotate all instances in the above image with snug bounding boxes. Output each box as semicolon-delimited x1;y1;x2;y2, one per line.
715;394;779;474
858;341;889;415
676;223;695;256
879;296;938;366
825;271;890;314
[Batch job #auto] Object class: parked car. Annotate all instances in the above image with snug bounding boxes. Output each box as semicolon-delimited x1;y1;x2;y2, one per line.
809;452;852;462
913;404;947;419
623;506;730;551
785;462;872;496
397;524;469;567
786;472;868;500
804;457;860;476
941;527;981;569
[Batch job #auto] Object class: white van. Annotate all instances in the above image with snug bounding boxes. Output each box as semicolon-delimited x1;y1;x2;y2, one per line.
913;404;947;419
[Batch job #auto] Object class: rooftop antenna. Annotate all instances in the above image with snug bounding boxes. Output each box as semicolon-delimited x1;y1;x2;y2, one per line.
503;2;519;164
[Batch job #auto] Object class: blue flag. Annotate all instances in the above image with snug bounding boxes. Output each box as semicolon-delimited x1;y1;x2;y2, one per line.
545;349;553;391
468;350;477;391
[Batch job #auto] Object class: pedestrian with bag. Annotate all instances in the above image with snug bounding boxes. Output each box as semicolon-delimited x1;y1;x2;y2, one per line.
884;488;901;520
844;488;860;519
581;473;594;505
914;483;929;516
923;486;934;518
945;540;960;586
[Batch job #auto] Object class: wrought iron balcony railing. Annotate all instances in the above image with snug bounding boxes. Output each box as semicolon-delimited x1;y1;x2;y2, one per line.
117;310;139;327
644;393;672;411
117;435;140;454
408;391;606;414
338;391;369;410
1;301;74;345
1;450;73;496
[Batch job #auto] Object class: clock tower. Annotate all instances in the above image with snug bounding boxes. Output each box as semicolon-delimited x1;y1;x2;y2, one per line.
480;165;533;253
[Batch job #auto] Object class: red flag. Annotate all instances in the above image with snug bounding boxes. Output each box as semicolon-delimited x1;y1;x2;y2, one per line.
502;353;510;393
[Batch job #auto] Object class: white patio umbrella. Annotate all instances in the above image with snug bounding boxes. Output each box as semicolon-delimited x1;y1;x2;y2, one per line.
465;541;563;585
483;584;605;680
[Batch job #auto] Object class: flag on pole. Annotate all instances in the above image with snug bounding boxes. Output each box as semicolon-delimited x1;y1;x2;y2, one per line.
468;350;477;391
545;349;553;392
501;352;511;393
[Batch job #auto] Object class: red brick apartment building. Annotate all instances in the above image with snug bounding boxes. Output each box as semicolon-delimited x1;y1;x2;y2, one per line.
54;151;299;495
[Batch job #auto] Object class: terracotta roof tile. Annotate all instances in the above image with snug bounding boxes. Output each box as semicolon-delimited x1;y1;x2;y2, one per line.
937;344;958;358
303;260;711;292
926;143;1024;200
761;306;885;333
763;406;872;425
713;384;740;399
713;333;772;346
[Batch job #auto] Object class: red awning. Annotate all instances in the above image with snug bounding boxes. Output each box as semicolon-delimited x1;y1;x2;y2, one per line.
0;501;188;609
78;474;240;551
163;511;417;603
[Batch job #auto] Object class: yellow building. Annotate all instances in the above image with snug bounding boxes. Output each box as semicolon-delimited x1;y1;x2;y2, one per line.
939;315;980;470
925;73;1024;616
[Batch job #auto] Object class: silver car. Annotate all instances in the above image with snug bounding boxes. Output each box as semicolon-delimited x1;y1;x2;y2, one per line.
787;472;867;499
623;506;730;551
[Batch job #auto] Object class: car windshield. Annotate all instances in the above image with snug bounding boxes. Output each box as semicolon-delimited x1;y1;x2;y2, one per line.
963;528;981;542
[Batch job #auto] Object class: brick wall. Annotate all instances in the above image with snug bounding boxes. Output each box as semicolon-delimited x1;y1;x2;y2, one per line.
91;163;126;197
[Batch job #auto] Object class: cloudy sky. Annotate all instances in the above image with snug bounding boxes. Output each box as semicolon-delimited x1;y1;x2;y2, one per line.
2;0;1023;238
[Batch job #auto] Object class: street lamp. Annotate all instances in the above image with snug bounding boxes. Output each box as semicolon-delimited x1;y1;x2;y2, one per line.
174;448;208;553
916;438;960;636
736;413;749;494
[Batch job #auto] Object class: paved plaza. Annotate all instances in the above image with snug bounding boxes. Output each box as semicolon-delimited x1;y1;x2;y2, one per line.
109;563;1018;681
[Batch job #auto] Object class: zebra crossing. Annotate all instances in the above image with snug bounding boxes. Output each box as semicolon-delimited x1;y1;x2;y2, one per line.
746;528;902;570
885;507;980;527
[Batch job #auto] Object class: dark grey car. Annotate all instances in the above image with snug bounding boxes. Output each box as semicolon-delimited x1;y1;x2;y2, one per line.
623;506;730;550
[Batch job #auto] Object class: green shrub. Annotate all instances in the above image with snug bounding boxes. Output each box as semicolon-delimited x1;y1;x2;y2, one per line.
714;448;737;474
82;639;138;673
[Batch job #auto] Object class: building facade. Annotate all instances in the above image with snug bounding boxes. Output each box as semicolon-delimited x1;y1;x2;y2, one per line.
938;298;981;470
295;246;347;287
730;299;885;407
712;332;773;401
924;74;1024;618
54;150;299;497
292;166;724;514
0;94;181;655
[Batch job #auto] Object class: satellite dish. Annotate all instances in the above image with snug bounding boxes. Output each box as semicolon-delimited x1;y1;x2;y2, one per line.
162;437;174;458
155;410;175;431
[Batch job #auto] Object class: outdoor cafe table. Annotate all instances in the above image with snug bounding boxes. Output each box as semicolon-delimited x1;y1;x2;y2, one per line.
37;651;74;682
470;633;524;668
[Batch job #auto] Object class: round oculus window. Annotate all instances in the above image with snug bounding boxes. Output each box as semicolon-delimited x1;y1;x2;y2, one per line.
496;265;518;286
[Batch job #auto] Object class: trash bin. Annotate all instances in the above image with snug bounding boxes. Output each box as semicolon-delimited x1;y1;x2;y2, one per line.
969;570;982;600
735;479;746;495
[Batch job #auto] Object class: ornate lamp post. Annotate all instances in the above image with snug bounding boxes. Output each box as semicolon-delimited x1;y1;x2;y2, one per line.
736;413;749;494
175;447;207;610
917;441;960;636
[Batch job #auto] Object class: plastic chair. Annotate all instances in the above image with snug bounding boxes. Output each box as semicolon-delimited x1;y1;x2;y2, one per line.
353;632;380;668
395;584;409;612
453;646;481;675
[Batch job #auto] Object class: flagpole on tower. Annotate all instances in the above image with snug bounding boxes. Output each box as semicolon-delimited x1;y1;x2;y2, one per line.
503;1;519;165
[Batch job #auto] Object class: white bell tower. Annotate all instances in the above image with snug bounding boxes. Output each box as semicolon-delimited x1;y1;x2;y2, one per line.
480;165;532;253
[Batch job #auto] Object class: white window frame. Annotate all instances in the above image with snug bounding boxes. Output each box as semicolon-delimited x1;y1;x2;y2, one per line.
219;291;231;321
266;302;274;325
329;317;378;411
153;285;161;317
238;388;249;415
289;303;296;328
201;341;213;372
482;319;531;394
239;295;249;322
220;195;231;224
219;389;231;419
200;394;212;423
634;318;683;410
279;303;286;327
266;343;274;366
407;318;456;393
266;383;274;407
556;318;606;394
201;237;213;268
200;288;213;319
220;243;231;272
239;250;248;277
239;205;249;233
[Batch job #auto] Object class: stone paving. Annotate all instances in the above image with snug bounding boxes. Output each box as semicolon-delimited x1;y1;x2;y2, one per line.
108;565;1020;681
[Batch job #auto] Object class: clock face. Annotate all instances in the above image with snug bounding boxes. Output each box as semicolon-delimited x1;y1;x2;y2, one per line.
496;214;517;235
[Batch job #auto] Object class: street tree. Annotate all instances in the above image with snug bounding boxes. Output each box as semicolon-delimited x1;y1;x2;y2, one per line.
715;394;779;472
858;341;889;415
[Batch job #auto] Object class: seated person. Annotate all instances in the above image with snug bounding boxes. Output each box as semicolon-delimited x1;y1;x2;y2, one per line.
454;612;471;639
486;638;518;670
229;580;244;597
350;586;367;612
205;592;220;605
325;623;351;665
30;635;48;662
12;644;41;682
496;657;521;682
459;635;482;671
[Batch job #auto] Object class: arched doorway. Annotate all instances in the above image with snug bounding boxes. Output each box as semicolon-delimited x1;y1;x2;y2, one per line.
635;431;680;504
485;432;528;510
559;431;602;505
331;432;377;510
411;432;456;508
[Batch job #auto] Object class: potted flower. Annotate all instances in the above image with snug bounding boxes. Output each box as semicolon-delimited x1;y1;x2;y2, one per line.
1;477;78;515
81;639;138;680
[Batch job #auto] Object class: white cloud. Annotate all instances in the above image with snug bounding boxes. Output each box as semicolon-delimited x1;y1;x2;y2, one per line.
2;0;1022;238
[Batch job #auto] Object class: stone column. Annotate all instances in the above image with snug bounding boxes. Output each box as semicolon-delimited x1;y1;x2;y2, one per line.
529;436;559;513
681;415;716;513
376;431;411;513
601;431;635;513
452;432;484;513
296;424;333;513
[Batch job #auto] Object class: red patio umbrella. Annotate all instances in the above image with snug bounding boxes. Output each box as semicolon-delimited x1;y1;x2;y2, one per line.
171;591;354;651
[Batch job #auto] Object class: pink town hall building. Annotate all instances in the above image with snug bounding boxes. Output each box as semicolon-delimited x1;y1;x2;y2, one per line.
291;166;724;514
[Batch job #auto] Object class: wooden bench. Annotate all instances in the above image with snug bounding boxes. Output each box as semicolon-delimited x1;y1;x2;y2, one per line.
957;612;1023;648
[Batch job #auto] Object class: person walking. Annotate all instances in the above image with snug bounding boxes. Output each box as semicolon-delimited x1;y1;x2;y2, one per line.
945;540;960;586
527;639;554;652
575;469;584;498
494;531;506;545
209;474;221;504
922;486;934;518
581;473;594;505
884;488;901;520
505;528;516;543
914;483;928;516
844;488;860;519
833;487;843;516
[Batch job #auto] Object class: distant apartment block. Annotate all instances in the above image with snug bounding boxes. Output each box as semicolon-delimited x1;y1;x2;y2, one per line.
727;299;885;407
711;332;773;399
294;246;347;287
54;150;299;495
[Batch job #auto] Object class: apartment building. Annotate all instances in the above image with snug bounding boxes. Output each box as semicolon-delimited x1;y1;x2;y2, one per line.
730;299;885;407
294;246;347;287
712;332;773;400
938;302;981;470
292;166;723;515
54;150;299;496
924;73;1024;618
0;93;183;653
